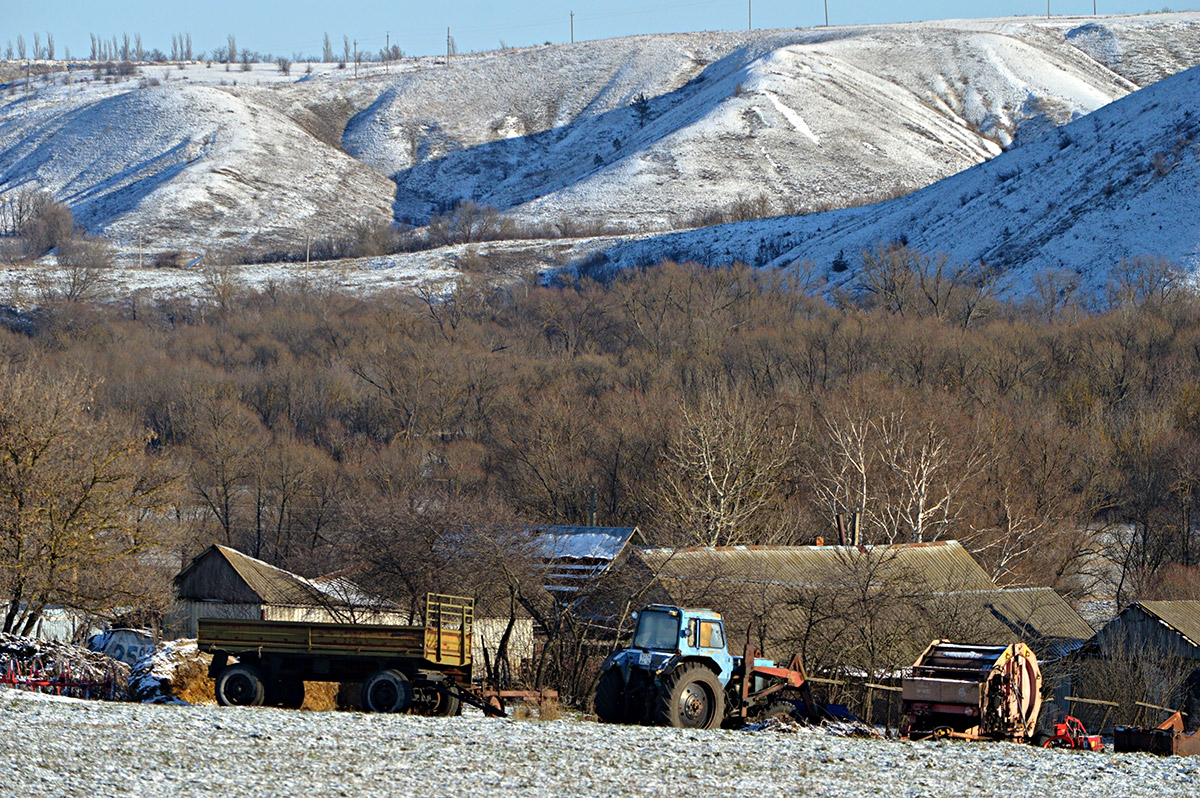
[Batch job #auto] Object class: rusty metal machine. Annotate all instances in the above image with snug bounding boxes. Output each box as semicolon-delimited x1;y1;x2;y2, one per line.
901;640;1042;742
1115;711;1200;756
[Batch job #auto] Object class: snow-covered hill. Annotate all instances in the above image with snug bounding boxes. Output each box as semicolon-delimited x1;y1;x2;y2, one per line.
0;13;1198;283
595;57;1200;295
0;83;394;253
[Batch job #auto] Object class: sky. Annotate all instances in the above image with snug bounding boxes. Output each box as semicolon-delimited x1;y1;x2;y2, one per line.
2;1;1194;61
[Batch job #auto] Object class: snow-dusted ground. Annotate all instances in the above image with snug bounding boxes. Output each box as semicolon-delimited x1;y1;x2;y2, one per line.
1;688;1197;797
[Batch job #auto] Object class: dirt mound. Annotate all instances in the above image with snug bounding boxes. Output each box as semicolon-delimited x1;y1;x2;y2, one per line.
0;632;129;700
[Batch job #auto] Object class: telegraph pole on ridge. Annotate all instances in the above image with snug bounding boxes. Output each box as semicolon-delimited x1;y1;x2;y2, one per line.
570;11;575;44
824;1;829;27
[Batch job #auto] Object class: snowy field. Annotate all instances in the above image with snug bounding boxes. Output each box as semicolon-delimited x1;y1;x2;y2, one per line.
2;689;1198;797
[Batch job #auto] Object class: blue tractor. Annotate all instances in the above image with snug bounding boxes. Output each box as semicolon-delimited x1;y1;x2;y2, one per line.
594;604;817;729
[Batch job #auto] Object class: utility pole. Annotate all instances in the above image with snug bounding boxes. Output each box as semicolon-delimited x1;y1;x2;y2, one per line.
748;0;752;31
447;27;451;66
570;11;575;44
353;39;357;78
1047;1;1051;18
824;1;829;27
386;31;389;74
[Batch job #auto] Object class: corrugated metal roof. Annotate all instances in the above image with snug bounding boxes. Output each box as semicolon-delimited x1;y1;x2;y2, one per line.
1137;600;1200;648
533;526;639;562
951;587;1096;659
639;541;997;593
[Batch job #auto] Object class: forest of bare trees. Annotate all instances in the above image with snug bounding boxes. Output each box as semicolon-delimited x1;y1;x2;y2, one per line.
2;252;1200;653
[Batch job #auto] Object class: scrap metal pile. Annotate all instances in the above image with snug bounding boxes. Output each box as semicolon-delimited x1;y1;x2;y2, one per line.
0;633;129;700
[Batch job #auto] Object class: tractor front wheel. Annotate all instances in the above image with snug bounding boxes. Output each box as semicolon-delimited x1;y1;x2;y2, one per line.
594;668;630;724
654;663;724;730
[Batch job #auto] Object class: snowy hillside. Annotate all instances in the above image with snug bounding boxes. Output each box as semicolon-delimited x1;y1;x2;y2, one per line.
595;58;1200;295
0;13;1198;276
0;83;394;254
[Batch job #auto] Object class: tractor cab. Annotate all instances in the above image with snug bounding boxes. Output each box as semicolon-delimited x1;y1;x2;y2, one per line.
626;605;735;685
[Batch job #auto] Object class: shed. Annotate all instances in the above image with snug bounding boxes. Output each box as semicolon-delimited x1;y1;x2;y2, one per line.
170;545;410;637
1079;600;1200;726
531;525;644;599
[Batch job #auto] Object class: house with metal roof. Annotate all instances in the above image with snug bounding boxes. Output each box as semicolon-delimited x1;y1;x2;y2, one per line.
637;541;1094;673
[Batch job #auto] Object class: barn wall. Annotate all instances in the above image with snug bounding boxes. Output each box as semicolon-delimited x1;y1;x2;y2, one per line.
169;600;261;638
175;554;261;603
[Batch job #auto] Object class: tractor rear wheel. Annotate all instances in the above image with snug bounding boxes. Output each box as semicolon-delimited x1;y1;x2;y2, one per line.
654;663;724;730
595;668;631;724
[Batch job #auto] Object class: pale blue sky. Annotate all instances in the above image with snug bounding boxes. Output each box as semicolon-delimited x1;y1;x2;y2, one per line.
3;1;1192;60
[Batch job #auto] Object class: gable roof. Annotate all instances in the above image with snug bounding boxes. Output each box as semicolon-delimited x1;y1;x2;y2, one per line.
1134;600;1200;648
532;525;642;595
637;542;1093;663
175;545;342;607
928;587;1097;660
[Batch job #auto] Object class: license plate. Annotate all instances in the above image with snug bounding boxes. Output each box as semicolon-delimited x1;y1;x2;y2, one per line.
638;651;652;666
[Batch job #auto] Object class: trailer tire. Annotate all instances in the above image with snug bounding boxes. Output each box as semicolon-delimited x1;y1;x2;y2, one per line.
215;663;266;707
362;669;414;713
654;663;724;730
435;688;462;717
594;668;630;724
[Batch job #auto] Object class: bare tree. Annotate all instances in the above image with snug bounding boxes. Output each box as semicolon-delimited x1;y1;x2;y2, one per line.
16;34;25;60
0;365;175;635
227;33;237;67
46;234;115;303
185;32;193;61
33;32;41;60
135;33;142;61
343;35;350;65
322;33;333;63
46;33;54;61
656;390;800;547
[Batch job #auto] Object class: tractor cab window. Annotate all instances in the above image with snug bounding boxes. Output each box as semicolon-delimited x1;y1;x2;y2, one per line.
698;621;724;649
632;610;680;651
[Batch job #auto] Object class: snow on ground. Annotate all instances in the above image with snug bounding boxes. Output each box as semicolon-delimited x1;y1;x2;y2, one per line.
1;691;1197;797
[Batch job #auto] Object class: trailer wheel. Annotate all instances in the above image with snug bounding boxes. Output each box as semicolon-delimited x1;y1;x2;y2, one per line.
435;688;462;717
654;663;724;730
594;668;630;724
215;663;266;707
362;669;414;713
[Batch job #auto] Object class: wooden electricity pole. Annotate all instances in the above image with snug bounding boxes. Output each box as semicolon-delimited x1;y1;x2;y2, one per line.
748;0;752;31
824;1;829;27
